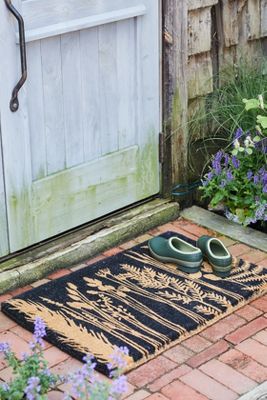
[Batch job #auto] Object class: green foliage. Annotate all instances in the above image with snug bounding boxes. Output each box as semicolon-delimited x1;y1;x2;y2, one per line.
200;97;267;226
189;59;267;140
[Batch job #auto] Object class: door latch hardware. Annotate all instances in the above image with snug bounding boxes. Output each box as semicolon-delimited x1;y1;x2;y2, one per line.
4;0;27;112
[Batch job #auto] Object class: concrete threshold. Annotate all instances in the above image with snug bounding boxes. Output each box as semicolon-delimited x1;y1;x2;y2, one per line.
0;199;179;294
181;206;267;253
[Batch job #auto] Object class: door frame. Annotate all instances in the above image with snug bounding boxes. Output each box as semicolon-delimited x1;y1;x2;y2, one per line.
161;1;188;197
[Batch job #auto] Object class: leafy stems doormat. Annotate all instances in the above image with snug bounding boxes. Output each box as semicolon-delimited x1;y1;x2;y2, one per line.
2;232;267;376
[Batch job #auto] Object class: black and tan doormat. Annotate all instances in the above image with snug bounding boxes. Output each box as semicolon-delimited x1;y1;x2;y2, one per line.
2;232;267;375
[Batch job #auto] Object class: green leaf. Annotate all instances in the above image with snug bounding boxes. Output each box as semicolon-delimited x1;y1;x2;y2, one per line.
246;147;253;155
257;115;267;129
253;135;261;142
243;98;259;110
232;149;238;156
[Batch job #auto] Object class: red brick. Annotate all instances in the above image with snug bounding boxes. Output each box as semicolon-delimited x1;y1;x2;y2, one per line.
180;369;238;400
127;356;176;388
186;340;229;368
228;244;252;257
161;380;208;400
126;390;150;400
43;346;69;367
31;278;51;288
0;294;12;304
164;344;194;364
253;330;267;346
84;254;106;265
10;325;51;349
148;365;192;392
0;366;13;382
200;314;245;342
250;298;267;313
174;221;212;238
48;269;71;279
182;336;211;353
241;251;267;264
103;247;122;257
9;285;33;296
122;382;136;399
225;316;267;344
237;338;267;366
235;305;262;321
0;313;17;333
0;331;29;359
146;395;169;400
134;234;153;243
219;349;267;383
47;391;64;399
120;240;139;250
158;223;197;240
217;236;236;247
199;359;256;394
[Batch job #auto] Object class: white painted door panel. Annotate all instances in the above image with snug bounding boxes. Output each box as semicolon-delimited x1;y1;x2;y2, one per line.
0;0;160;252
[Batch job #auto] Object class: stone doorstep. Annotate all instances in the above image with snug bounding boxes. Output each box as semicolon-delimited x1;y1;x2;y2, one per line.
237;381;267;400
0;199;180;295
181;206;267;253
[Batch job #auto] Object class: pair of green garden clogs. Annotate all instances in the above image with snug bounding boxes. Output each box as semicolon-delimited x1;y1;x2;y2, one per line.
148;235;232;277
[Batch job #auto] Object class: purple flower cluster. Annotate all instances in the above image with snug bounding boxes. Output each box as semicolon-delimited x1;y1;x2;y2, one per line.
24;376;41;400
30;316;46;350
107;346;129;377
0;343;10;355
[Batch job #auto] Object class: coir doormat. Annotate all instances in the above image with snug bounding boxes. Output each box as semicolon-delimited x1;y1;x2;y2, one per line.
2;232;267;375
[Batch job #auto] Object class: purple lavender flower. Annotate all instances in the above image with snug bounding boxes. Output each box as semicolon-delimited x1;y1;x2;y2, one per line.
24;376;41;400
263;184;267;193
224;154;229;166
0;343;10;354
247;171;253;180
226;170;234;181
30;317;46;350
220;179;226;188
254;175;260;185
234;127;243;141
0;383;9;392
111;375;128;397
231;156;240;169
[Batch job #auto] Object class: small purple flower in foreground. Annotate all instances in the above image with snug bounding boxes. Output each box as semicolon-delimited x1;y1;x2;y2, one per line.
108;347;129;378
263;184;267;193
220;180;226;188
224;153;229;166
0;383;9;392
0;343;10;354
231;156;240;169
25;376;41;400
30;317;46;349
111;375;128;397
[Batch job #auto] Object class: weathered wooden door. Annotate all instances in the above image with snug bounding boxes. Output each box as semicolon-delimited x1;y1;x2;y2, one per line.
0;0;160;254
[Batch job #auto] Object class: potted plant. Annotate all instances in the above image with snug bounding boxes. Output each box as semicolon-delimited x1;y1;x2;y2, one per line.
200;95;267;227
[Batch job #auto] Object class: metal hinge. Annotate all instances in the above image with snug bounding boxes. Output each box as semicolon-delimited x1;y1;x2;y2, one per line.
159;132;164;164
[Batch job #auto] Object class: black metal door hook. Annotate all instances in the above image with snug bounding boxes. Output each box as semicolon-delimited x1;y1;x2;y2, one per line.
4;0;27;112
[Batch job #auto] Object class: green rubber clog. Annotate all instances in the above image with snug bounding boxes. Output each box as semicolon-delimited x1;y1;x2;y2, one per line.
197;235;232;277
148;236;203;273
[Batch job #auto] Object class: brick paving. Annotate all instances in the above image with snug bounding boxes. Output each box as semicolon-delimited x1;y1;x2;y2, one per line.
0;217;266;399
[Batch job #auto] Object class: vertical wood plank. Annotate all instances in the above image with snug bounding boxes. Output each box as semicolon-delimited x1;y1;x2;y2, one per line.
0;0;33;252
98;23;119;155
41;36;65;175
162;0;188;194
261;0;267;37
0;133;9;256
116;19;136;149
80;27;101;162
27;40;47;180
61;31;84;168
